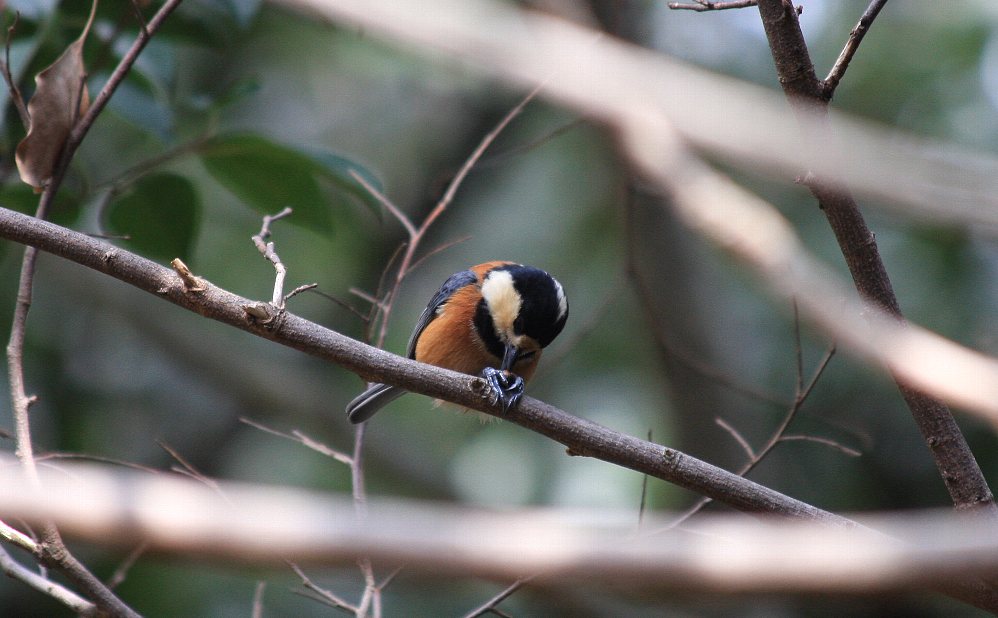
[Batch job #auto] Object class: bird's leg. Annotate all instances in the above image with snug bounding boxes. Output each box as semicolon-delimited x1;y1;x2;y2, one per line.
481;367;524;414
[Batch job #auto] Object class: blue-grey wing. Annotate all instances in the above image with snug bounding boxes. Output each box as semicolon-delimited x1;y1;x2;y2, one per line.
406;269;477;358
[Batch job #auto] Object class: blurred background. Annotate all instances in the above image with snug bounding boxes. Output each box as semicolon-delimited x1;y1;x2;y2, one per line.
2;0;998;615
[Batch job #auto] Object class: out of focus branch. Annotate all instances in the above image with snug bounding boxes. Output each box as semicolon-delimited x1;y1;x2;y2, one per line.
2;459;998;595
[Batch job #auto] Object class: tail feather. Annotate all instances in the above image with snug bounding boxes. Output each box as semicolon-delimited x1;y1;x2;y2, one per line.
346;383;406;423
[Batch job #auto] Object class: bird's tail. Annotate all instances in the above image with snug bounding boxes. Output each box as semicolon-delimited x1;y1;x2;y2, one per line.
345;383;406;423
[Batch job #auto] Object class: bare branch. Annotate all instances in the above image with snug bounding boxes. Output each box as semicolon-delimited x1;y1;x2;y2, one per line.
106;542;148;590
714;417;756;461
668;0;758;11
349;169;417;239
4;458;998;604
463;574;538;618
779;435;862;457
0;206;950;523
2;14;29;128
239;417;353;466
822;0;890;99
0;545;95;615
251;207;296;307
290;562;357;611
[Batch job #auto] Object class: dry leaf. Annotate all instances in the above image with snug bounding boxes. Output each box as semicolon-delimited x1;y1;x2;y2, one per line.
15;0;98;191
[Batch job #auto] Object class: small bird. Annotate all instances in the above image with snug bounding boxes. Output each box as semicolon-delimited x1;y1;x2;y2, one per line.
346;261;569;424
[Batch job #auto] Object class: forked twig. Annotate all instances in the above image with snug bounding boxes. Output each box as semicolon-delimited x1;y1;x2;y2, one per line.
822;0;890;99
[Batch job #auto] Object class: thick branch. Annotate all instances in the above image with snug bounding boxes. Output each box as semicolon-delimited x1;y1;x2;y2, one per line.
0;206;842;523
5;459;998;597
754;0;995;515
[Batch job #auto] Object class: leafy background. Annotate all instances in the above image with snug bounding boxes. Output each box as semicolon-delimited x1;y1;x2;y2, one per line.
1;0;998;615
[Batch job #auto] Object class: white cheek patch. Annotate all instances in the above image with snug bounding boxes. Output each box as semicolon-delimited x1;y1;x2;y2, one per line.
553;278;567;321
481;270;520;340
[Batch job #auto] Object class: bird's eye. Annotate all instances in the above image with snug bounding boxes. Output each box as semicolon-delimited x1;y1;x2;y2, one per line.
513;316;525;334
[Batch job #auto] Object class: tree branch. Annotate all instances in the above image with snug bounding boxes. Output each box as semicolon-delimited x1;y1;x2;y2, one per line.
822;0;890;100
0;206;844;523
3;458;998;598
754;0;995;516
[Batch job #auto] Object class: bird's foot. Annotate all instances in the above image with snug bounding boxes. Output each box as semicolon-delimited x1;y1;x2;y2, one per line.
482;367;524;414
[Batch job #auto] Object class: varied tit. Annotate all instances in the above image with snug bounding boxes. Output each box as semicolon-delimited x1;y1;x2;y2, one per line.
346;261;569;424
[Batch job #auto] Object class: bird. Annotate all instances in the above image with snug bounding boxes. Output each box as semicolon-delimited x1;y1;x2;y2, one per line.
346;261;568;424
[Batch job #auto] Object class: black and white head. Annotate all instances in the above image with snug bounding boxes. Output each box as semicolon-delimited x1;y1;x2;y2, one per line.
474;263;569;370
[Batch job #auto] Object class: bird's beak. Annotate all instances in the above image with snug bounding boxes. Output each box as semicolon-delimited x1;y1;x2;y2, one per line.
500;342;520;372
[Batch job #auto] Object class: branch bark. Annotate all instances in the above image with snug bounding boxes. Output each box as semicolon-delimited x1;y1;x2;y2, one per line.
755;0;996;516
0;206;844;524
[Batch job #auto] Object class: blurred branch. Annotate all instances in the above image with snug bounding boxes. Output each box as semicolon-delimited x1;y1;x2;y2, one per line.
4;459;998;597
754;0;994;515
277;0;998;233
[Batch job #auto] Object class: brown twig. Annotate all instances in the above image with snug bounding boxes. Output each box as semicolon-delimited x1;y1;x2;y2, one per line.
0;545;95;614
822;0;890;100
239;417;353;466
106;542;148;590
2;13;29;128
252;207;295;307
655;312;838;532
668;0;758;11
463;574;538;618
360;84;542;349
755;0;996;517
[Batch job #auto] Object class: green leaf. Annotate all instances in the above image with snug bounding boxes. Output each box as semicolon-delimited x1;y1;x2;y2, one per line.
107;173;200;262
0;182;81;226
303;148;383;215
199;134;333;233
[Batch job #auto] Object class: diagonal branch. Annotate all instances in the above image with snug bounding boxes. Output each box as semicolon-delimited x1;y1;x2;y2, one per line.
755;0;995;516
0;206;846;523
822;0;890;100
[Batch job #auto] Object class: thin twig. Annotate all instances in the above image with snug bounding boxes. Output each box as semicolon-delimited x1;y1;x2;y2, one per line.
463;574;538;618
289;562;357;612
157;440;226;500
0;518;38;553
475;118;585;170
252;581;266;618
106;542;148;590
656;318;838;532
344;87;543;610
2;13;29;128
715;417;756;461
668;0;758;11
367;85;542;349
252;207;294;307
239;417;353;466
0;545;95;615
349;170;417;239
822;0;890;99
779;435;862;457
